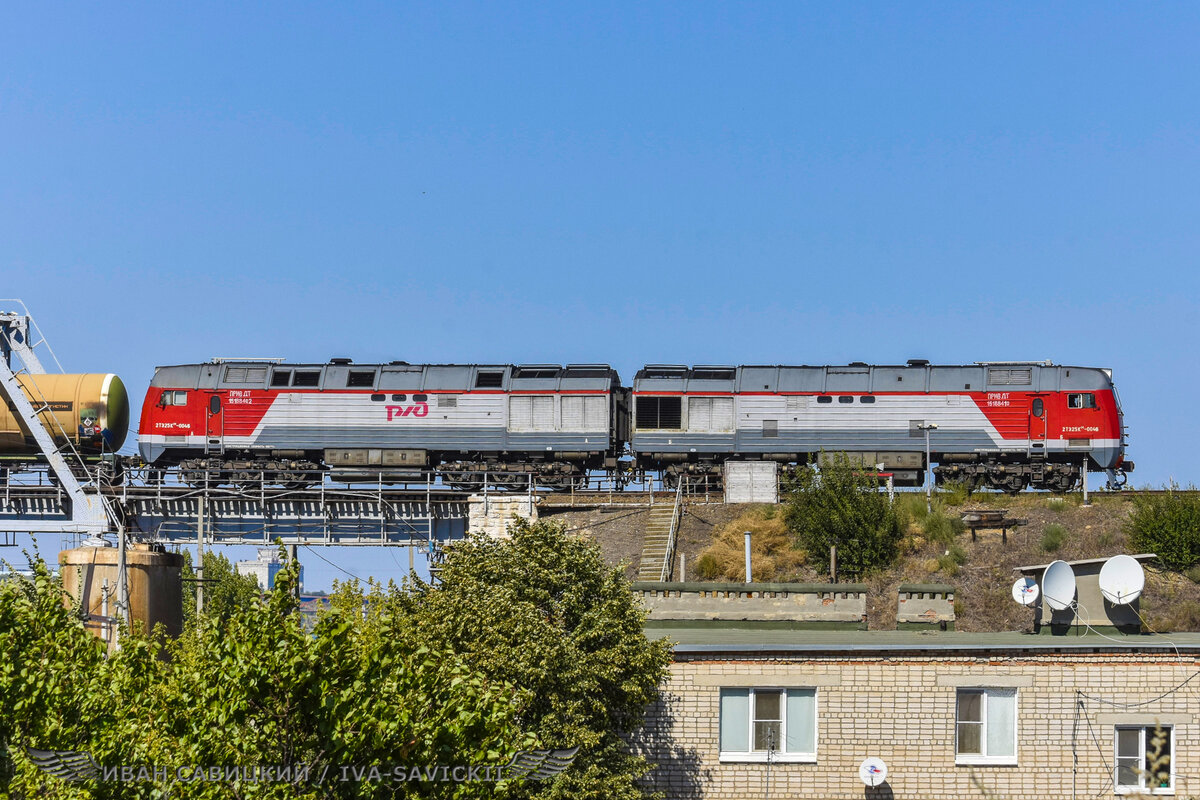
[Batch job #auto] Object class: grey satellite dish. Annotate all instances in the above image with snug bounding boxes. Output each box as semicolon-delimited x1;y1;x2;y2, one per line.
1099;555;1145;605
859;757;888;787
1012;576;1040;606
1042;560;1077;611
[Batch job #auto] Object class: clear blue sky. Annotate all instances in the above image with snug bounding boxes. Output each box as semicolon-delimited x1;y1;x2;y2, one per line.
3;3;1198;589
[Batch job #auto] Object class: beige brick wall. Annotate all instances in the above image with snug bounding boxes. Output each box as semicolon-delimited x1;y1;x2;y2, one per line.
638;651;1200;799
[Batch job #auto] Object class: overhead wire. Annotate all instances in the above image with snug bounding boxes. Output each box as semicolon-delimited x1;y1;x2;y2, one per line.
302;545;362;582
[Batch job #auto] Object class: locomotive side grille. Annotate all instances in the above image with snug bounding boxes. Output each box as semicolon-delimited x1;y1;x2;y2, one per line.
224;366;267;384
987;368;1032;385
636;396;682;430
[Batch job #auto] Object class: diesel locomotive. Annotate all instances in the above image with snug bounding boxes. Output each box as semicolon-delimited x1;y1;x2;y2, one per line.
136;358;1131;492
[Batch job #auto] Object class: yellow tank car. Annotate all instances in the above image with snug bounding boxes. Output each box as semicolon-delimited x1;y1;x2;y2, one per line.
0;373;129;453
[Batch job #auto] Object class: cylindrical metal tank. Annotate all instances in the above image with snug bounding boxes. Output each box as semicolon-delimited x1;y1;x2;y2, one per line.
0;373;129;453
59;544;183;649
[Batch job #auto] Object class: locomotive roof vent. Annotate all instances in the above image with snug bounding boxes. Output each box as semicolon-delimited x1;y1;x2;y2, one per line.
330;357;353;364
907;359;929;366
641;365;689;379
849;361;868;367
691;366;736;380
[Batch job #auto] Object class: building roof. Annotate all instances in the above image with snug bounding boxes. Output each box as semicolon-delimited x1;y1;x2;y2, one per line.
646;624;1200;655
1014;554;1156;573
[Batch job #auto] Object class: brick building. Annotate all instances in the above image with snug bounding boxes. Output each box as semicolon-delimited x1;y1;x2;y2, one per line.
633;577;1198;800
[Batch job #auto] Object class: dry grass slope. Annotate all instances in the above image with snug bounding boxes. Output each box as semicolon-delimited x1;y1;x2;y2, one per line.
546;492;1200;632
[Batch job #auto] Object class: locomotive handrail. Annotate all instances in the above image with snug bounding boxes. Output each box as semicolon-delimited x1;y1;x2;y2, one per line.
660;477;684;582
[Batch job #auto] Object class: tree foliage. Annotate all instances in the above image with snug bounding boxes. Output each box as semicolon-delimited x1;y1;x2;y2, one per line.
398;518;672;800
181;549;262;627
0;521;669;799
781;455;904;576
1126;485;1200;570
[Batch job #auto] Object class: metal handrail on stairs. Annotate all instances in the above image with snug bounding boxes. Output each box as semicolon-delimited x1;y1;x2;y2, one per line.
659;477;685;582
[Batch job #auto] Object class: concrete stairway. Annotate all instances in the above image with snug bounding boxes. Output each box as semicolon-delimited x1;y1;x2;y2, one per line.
637;503;678;581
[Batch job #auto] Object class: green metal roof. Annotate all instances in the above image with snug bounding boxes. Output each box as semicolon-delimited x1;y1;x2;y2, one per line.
645;624;1200;654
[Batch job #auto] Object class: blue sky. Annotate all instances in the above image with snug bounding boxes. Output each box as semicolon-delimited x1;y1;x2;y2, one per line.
3;3;1198;589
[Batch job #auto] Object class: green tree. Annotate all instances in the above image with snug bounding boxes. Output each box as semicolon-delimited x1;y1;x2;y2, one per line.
782;455;904;576
399;519;672;800
1;551;535;799
1126;484;1200;570
181;549;262;627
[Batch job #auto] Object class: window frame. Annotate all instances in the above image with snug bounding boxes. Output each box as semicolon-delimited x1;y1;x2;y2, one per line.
1068;392;1097;409
954;688;1019;766
718;687;818;764
1114;725;1174;795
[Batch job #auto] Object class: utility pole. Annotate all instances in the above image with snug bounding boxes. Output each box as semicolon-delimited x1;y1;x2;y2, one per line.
918;422;939;514
196;495;205;615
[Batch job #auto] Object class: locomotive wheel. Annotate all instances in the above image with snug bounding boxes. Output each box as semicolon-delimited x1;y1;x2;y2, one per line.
448;473;485;492
494;472;532;491
1001;474;1027;494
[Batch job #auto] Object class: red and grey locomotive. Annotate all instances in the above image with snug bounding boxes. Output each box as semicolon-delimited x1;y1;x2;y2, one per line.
138;358;1131;491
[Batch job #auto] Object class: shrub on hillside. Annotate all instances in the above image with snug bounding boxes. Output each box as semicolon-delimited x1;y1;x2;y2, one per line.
1040;523;1068;553
781;455;904;576
1126;485;1200;570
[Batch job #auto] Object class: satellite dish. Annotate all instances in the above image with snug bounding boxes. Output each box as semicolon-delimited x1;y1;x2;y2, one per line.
1012;576;1040;606
1099;555;1145;605
1042;560;1077;611
859;756;888;787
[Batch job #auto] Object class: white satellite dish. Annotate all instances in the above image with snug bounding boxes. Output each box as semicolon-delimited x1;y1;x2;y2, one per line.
1042;560;1077;611
1012;576;1040;606
859;756;888;787
1099;555;1145;605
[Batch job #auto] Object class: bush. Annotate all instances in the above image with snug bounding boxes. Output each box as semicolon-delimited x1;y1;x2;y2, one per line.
938;481;972;507
923;511;966;545
695;507;806;581
1040;523;1068;552
1126;485;1200;570
937;544;967;576
782;455;904;576
1047;496;1068;514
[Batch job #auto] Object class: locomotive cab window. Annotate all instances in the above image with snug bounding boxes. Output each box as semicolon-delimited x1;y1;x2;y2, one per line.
636;397;682;430
1032;398;1044;417
292;371;320;387
1068;393;1097;409
159;390;188;407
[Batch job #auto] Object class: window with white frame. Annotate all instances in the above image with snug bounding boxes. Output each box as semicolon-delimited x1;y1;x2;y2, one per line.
955;688;1017;764
719;688;816;762
1115;725;1173;794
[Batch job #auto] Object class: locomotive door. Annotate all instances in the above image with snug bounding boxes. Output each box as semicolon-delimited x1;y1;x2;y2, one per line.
1028;395;1047;447
204;394;224;455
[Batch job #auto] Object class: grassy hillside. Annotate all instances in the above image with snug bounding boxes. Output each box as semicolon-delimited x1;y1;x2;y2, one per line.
544;492;1200;632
